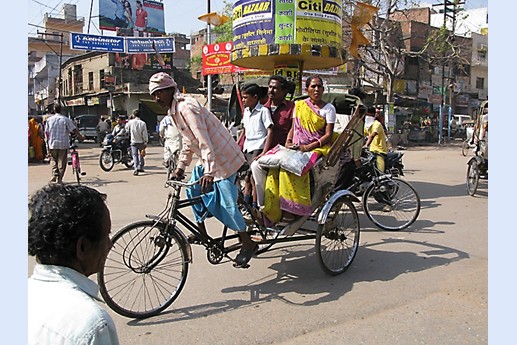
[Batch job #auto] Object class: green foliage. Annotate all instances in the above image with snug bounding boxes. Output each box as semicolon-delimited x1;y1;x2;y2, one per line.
212;1;234;43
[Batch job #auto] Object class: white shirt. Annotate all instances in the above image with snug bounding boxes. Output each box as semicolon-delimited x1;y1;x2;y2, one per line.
242;103;273;153
45;114;77;150
28;264;119;345
125;117;148;144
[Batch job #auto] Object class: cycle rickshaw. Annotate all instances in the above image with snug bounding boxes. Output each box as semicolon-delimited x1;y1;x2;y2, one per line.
98;92;366;319
466;100;488;196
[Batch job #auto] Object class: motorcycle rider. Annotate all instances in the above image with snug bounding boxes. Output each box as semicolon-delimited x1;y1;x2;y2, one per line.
112;115;127;137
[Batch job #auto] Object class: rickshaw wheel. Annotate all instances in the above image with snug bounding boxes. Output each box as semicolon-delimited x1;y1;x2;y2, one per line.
316;197;360;275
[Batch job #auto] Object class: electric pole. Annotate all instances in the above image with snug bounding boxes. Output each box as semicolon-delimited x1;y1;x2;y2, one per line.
433;0;464;144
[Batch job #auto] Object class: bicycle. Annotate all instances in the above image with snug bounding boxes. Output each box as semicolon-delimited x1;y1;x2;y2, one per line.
348;149;421;231
68;137;85;184
466;140;488;196
461;138;475;157
98;157;361;319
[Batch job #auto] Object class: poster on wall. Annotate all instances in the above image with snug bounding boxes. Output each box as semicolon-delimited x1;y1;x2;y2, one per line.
99;0;165;36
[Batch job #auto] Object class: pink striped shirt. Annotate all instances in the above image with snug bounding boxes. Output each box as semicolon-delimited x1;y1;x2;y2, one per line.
171;97;245;180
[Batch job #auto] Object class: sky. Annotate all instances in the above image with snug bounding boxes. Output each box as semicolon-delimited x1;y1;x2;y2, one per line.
27;0;487;38
28;0;229;37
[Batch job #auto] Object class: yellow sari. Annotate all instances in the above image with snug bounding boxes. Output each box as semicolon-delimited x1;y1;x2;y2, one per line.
263;99;333;223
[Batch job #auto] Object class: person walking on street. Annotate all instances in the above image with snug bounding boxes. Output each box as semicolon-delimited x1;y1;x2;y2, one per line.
96;116;111;146
363;106;388;172
28;183;119;345
125;109;148;175
149;72;256;268
159;112;182;168
44;104;84;183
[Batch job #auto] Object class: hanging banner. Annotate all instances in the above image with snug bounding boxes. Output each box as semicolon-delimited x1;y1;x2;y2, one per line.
126;37;175;53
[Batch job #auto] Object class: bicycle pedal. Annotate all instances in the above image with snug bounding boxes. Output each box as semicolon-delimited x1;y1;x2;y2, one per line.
81;172;86;176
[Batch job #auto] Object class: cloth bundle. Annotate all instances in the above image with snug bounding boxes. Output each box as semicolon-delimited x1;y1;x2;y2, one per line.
257;144;319;176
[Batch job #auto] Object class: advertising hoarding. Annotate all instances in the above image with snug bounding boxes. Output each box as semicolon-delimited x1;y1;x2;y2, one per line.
232;0;342;49
202;42;251;75
99;0;165;35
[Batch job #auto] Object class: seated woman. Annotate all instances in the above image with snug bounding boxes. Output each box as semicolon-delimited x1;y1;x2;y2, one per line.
251;75;336;224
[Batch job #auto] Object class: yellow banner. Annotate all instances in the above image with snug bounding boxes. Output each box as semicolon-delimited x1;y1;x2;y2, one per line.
349;2;379;59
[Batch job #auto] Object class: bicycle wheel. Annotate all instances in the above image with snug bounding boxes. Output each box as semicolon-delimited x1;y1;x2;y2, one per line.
466;160;479;196
98;220;189;319
363;177;421;231
316;197;360;275
99;151;115;172
124;147;134;169
461;140;468;156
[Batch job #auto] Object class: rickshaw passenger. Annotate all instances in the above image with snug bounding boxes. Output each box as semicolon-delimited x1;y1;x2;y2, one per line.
251;75;336;224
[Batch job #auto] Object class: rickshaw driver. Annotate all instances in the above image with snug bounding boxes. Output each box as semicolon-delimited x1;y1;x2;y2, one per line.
149;72;259;268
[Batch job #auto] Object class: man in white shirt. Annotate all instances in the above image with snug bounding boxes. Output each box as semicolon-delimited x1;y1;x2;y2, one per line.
159;113;182;167
28;183;119;345
44;103;84;183
125;109;148;175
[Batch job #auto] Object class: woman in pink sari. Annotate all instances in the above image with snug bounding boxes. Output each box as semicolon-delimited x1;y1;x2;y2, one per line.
262;75;336;223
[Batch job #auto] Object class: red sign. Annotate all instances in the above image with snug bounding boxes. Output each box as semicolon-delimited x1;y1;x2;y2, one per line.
202;42;249;75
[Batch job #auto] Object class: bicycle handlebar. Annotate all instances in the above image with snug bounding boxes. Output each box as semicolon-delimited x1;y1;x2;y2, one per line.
165;178;200;188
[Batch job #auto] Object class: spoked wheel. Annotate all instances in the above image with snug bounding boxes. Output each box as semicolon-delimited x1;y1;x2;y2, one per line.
98;220;189;319
124;148;134;169
363;177;421;231
99;151;115;172
466;160;480;196
74;166;81;185
461;140;469;157
316;197;360;275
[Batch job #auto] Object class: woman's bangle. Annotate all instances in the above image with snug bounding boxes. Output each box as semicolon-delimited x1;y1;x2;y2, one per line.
316;138;322;147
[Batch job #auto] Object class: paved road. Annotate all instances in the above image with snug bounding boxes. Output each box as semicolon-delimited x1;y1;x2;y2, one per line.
28;142;488;344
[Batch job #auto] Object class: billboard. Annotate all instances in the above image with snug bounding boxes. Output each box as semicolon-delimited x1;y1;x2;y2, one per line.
99;0;165;36
232;0;342;49
71;33;125;52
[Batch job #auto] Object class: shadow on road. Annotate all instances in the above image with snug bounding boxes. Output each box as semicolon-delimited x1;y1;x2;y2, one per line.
127;238;468;326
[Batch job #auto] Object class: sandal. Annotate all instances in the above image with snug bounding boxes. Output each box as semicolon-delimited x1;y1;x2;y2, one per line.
233;244;259;268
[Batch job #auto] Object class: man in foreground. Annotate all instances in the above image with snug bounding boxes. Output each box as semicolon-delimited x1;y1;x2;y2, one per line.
28;183;119;344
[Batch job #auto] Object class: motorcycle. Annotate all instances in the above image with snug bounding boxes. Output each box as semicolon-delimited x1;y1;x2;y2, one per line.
386;150;405;176
99;134;134;172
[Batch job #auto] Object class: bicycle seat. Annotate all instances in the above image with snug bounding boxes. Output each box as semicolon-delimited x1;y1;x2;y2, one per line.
237;162;250;173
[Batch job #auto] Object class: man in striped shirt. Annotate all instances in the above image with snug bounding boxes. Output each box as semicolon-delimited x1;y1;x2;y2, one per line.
149;72;258;268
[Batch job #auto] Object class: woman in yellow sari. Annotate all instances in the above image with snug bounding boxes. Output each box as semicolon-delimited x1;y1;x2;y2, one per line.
28;117;44;161
262;75;336;223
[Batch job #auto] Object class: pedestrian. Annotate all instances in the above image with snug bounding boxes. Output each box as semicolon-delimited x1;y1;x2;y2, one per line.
96;116;111;146
239;83;274;214
28;183;119;345
125;109;148;175
44;104;84;183
28;116;45;162
148;72;256;268
158;111;182;168
363;106;388;172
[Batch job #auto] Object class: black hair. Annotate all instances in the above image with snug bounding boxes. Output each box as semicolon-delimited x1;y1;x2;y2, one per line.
53;103;62;114
28;184;108;265
241;83;262;97
367;106;377;114
268;75;289;90
305;74;324;89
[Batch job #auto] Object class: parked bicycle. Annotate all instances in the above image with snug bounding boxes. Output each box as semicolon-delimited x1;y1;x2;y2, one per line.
348;149;421;231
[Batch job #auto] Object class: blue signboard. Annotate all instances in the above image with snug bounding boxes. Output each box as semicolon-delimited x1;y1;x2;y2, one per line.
126;37;175;53
71;33;125;52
